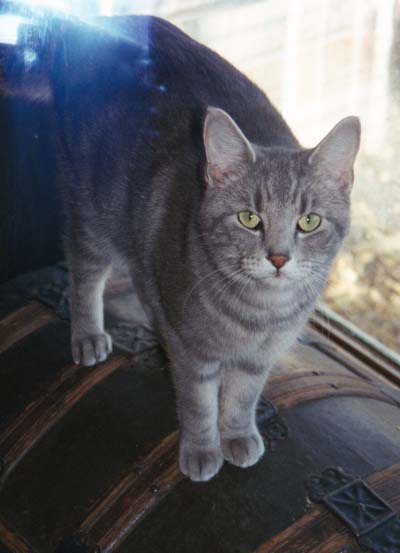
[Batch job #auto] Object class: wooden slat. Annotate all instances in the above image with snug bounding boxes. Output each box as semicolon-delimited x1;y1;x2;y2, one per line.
256;506;350;553
268;369;346;385
0;302;55;355
267;372;396;410
78;431;182;553
256;463;400;553
0;354;128;484
310;310;400;388
315;305;400;369
369;463;400;510
0;517;35;553
268;370;386;397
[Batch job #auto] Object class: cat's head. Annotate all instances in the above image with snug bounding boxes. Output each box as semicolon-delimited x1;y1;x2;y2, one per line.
200;107;360;294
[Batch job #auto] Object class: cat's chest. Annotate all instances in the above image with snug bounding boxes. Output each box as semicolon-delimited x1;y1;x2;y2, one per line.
175;280;310;358
206;308;296;356
215;290;308;355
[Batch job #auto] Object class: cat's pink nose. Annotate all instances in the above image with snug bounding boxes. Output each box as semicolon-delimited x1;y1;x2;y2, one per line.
268;255;289;269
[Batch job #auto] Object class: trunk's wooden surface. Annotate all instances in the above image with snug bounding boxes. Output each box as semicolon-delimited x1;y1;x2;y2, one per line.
0;283;399;553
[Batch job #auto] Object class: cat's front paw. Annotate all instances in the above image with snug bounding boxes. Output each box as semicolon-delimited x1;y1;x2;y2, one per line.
222;430;265;468
179;441;224;482
71;332;112;366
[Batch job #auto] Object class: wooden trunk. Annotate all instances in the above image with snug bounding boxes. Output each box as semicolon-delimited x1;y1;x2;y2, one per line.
0;274;399;553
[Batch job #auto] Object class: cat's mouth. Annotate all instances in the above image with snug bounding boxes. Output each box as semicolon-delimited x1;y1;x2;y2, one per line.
265;267;294;284
246;268;290;283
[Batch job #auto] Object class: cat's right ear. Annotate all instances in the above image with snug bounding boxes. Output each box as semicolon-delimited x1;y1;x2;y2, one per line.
203;107;256;185
308;116;361;186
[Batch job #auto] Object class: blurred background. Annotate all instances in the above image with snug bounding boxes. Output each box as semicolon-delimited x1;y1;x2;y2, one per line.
2;0;399;351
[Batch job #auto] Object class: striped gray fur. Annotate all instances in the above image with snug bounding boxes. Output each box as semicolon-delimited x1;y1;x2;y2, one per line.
2;16;360;481
66;23;359;482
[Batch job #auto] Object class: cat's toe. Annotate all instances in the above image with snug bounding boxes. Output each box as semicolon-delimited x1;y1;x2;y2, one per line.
72;333;112;366
222;431;265;468
179;443;224;482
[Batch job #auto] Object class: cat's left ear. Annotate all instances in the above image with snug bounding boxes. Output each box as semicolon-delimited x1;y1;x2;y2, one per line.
203;107;256;185
309;116;361;186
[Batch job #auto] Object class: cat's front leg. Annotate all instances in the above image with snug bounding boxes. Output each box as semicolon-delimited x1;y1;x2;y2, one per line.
174;358;223;482
219;361;270;468
69;253;112;367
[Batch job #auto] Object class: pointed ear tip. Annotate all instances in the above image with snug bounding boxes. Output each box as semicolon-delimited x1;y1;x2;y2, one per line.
342;115;362;135
204;107;222;129
205;106;225;119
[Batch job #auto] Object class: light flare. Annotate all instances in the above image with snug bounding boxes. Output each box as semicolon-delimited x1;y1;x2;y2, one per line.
0;15;31;45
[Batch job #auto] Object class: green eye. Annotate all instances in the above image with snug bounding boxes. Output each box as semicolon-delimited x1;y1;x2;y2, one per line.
298;213;321;232
238;211;261;229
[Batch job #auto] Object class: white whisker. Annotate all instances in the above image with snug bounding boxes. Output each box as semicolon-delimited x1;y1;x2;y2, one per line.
182;265;243;315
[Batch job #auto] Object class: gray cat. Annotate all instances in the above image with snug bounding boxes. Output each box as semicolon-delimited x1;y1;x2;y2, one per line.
1;14;360;481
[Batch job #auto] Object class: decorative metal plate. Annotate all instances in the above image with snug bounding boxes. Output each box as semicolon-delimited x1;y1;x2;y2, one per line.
306;467;400;553
359;516;400;553
325;480;395;536
306;466;354;502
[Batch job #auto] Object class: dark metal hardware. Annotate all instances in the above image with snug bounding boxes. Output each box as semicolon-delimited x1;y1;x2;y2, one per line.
307;466;355;502
256;397;288;444
359;516;400;552
306;467;400;553
325;480;394;536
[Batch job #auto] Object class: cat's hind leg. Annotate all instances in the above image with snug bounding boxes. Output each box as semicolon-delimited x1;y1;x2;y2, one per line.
68;251;112;366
